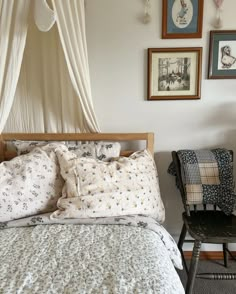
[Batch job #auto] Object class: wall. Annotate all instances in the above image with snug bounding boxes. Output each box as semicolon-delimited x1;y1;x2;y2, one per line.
85;0;236;249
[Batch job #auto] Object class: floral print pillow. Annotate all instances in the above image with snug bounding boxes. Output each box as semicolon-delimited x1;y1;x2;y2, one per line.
66;141;121;161
13;140;121;161
51;146;165;223
0;144;64;222
12;140;58;155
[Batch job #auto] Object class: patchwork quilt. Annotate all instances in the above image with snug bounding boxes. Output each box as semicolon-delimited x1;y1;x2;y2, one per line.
168;149;236;215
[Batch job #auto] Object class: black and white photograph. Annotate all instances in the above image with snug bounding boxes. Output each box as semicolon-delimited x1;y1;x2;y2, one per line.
148;47;202;100
158;57;191;92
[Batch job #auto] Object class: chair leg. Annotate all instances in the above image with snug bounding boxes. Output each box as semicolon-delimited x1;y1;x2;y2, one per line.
178;223;188;273
223;243;228;268
186;240;202;294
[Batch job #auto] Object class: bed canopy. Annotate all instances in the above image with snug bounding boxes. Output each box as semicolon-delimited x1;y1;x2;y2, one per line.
0;0;100;133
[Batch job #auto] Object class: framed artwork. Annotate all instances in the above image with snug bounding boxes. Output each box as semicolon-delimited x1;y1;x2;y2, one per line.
162;0;204;39
147;47;202;100
208;30;236;79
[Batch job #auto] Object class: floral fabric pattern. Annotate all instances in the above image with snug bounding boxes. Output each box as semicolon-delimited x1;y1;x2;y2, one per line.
0;144;64;222
52;147;165;223
12;140;121;161
0;222;184;293
0;213;182;269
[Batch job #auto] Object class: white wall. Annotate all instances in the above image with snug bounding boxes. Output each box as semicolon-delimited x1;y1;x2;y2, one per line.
85;0;236;249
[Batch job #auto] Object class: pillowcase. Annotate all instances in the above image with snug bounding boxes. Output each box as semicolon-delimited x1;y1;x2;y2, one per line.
0;143;64;222
66;141;121;161
13;140;121;161
51;146;165;223
12;140;52;155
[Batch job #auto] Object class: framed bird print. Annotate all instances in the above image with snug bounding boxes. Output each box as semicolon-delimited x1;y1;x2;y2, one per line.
162;0;204;39
208;30;236;79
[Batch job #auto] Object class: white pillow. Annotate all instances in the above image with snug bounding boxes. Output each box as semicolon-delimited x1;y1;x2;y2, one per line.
13;140;121;161
12;140;56;155
51;146;165;223
0;143;64;222
66;141;121;161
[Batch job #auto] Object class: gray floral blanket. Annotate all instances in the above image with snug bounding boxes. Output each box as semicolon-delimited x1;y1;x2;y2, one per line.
0;215;184;294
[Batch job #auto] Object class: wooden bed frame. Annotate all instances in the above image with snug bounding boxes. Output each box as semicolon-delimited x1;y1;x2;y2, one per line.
0;133;154;162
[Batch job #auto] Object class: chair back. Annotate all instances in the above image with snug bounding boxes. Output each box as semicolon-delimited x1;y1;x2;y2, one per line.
171;150;234;217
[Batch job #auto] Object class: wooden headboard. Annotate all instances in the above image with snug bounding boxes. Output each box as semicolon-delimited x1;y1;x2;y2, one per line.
0;133;154;162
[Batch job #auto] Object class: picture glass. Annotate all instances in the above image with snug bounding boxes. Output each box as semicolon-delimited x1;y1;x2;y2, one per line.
210;31;236;78
217;41;236;70
167;0;199;34
151;52;198;97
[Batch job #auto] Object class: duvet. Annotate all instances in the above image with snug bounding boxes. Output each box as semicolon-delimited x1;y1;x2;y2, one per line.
0;215;184;294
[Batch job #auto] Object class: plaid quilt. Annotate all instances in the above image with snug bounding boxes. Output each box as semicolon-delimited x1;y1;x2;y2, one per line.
168;149;236;215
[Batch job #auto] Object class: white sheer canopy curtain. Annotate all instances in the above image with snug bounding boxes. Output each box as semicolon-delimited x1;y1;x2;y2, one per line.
0;0;30;132
51;0;100;132
3;0;100;133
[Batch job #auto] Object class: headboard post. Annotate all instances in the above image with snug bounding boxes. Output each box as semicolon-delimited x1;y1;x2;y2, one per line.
147;133;154;155
0;134;5;162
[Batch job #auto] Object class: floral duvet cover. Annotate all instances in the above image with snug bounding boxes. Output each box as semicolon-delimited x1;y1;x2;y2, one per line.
0;215;184;294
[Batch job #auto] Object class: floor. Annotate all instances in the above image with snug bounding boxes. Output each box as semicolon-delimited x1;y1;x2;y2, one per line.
178;260;236;294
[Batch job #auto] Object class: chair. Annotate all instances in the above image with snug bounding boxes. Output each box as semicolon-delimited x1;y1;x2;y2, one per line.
171;149;236;294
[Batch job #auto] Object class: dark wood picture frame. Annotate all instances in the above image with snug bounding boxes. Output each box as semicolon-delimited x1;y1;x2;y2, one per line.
208;30;236;79
147;47;202;100
162;0;204;39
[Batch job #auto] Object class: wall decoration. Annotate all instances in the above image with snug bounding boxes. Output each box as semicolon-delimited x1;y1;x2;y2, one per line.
162;0;204;39
208;30;236;79
147;47;202;100
213;0;224;29
143;0;151;24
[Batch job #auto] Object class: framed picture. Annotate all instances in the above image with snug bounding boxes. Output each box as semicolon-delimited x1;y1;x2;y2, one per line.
208;30;236;79
147;47;202;100
162;0;204;39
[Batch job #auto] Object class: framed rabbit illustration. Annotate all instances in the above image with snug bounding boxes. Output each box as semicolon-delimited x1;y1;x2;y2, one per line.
208;30;236;79
162;0;204;39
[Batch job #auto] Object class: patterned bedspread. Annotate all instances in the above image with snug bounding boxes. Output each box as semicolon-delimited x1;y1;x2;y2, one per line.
0;216;184;294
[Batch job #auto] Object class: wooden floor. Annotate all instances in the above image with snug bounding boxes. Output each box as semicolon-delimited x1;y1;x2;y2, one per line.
184;251;236;260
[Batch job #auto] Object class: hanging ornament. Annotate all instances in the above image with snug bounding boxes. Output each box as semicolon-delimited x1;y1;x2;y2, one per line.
213;0;224;29
143;0;151;24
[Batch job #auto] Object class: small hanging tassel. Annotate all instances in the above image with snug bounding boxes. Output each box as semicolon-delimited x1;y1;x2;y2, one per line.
213;0;224;29
214;8;223;28
143;0;151;24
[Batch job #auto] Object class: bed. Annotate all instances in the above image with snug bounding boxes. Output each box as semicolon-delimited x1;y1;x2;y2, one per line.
0;132;184;294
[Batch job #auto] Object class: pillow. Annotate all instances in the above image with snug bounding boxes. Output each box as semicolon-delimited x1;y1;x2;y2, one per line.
12;140;52;155
51;146;165;223
13;140;121;161
66;141;121;161
0;143;64;222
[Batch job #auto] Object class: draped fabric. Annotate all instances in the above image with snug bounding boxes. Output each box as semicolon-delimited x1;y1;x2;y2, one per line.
0;0;30;132
52;0;100;132
5;10;83;133
3;0;100;133
34;0;56;32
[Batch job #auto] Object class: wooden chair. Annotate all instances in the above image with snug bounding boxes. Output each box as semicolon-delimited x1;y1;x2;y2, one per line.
172;150;236;294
